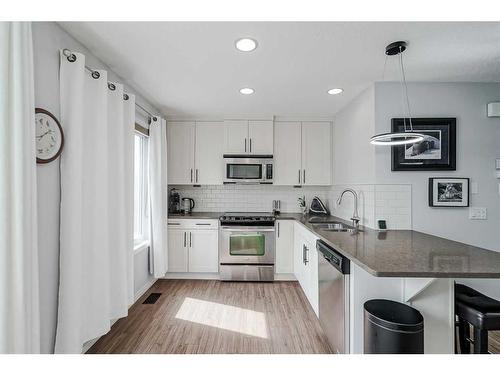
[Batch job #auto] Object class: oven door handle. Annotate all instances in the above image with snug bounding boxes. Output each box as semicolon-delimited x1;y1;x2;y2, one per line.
220;226;275;232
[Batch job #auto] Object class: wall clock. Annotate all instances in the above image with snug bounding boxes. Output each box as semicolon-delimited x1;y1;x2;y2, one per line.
35;108;64;164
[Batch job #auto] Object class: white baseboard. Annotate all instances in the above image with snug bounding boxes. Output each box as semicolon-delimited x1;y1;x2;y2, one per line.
274;273;296;281
162;272;296;281
163;272;220;280
134;277;157;303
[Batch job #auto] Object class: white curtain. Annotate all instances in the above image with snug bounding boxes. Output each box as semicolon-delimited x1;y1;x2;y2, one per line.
124;95;135;306
55;50;134;353
149;117;168;277
0;22;40;354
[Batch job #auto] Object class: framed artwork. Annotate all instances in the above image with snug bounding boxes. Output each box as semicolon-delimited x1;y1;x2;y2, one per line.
429;177;469;207
391;118;456;171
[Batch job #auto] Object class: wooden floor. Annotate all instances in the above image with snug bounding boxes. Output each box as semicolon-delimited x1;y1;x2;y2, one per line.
490;331;500;354
88;279;332;354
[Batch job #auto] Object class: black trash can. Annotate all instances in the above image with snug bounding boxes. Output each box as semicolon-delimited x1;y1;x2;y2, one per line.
364;299;424;354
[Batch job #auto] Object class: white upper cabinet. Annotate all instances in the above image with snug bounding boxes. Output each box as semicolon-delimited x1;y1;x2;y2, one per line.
167;121;195;184
195;122;224;185
274;122;302;185
273;121;331;186
301;122;331;186
224;120;248;154
167;121;224;185
248;120;273;155
224;120;274;155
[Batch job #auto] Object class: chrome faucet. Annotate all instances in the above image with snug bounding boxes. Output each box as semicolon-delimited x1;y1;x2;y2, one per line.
336;189;360;229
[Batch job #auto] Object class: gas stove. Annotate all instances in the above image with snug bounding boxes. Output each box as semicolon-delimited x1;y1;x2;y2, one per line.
219;212;275;226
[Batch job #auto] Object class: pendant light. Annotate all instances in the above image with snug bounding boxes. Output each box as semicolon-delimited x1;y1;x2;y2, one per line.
370;41;425;146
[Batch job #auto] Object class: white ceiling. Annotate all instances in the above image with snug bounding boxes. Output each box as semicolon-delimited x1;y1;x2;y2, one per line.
59;22;500;118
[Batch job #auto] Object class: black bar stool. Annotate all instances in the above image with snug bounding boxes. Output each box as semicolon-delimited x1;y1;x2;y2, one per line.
455;284;500;354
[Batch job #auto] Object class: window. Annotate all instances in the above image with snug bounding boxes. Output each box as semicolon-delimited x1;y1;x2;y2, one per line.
134;132;149;244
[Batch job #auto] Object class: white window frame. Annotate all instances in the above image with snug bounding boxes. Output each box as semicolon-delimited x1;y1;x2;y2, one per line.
134;129;150;249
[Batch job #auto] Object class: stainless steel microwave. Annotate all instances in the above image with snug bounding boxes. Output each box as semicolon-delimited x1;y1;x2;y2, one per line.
223;155;273;184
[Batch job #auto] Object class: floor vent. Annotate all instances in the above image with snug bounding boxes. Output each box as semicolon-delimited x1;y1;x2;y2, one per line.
142;292;161;304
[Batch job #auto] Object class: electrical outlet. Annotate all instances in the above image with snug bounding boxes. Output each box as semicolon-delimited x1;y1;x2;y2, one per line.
469;207;487;220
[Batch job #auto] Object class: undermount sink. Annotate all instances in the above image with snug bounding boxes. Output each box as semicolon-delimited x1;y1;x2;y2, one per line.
311;222;360;232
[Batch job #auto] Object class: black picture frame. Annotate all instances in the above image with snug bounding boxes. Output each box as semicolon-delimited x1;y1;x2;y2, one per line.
428;177;469;207
391;118;456;171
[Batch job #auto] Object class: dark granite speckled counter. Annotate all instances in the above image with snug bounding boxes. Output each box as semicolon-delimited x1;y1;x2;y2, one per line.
168;212;224;220
276;213;500;278
167;212;500;278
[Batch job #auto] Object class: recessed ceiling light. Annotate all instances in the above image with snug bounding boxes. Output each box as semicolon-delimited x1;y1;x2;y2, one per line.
239;87;255;95
327;88;343;95
235;38;258;52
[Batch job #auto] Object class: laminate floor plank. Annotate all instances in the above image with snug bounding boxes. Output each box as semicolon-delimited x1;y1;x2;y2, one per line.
87;279;332;354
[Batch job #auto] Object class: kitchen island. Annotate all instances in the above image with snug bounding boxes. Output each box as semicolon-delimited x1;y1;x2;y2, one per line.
277;213;500;354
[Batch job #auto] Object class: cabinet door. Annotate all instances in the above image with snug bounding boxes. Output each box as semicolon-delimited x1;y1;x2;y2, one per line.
188;230;219;273
248;120;273;155
274;122;302;185
167;229;188;272
195;122;224;185
167;122;195;184
306;241;319;317
224;120;248;154
275;220;294;274
293;224;306;289
301;122;331;185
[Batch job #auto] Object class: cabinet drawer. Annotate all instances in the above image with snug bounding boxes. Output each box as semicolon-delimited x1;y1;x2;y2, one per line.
167;219;219;230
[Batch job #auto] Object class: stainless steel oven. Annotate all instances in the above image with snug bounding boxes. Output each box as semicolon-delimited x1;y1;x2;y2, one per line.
219;213;275;281
223;155;273;184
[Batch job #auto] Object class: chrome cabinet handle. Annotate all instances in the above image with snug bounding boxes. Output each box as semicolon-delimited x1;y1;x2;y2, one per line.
244;138;247;153
196;223;211;226
250;138;252;153
302;244;306;264
196;169;199;183
189;232;192;247
277;222;280;237
298;169;301;184
169;222;180;225
184;231;187;247
304;245;309;265
190;169;193;183
303;170;306;184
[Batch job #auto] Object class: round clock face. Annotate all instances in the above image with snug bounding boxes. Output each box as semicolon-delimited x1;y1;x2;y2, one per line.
35;109;63;163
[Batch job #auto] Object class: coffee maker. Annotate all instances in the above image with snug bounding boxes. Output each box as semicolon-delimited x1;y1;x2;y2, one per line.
168;188;181;214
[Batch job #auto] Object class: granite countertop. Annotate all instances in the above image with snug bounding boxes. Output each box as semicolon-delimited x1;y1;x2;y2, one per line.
167;211;500;278
168;212;224;220
277;213;500;278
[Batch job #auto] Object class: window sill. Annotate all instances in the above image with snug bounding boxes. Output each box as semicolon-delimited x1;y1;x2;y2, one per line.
134;239;150;255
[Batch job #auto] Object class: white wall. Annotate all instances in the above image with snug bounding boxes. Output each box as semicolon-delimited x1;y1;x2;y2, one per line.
333;86;376;185
374;82;500;252
32;22;157;353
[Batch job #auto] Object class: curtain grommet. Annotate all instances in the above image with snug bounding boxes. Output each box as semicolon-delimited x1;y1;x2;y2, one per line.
123;94;129;100
67;54;77;63
91;71;100;79
108;83;116;91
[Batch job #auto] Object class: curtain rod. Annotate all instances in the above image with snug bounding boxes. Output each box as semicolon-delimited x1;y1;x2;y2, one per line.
62;48;157;121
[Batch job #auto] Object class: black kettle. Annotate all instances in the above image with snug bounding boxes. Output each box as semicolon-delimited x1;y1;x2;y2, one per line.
181;198;195;214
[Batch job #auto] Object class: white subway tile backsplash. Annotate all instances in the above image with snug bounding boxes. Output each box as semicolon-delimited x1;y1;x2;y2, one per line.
170;183;412;230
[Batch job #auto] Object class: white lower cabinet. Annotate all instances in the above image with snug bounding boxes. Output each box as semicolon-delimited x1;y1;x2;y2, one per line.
167;219;219;274
167;229;189;272
293;222;319;316
275;220;294;274
188;230;219;272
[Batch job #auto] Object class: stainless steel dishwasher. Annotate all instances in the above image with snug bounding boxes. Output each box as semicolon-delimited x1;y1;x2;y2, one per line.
317;240;350;354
